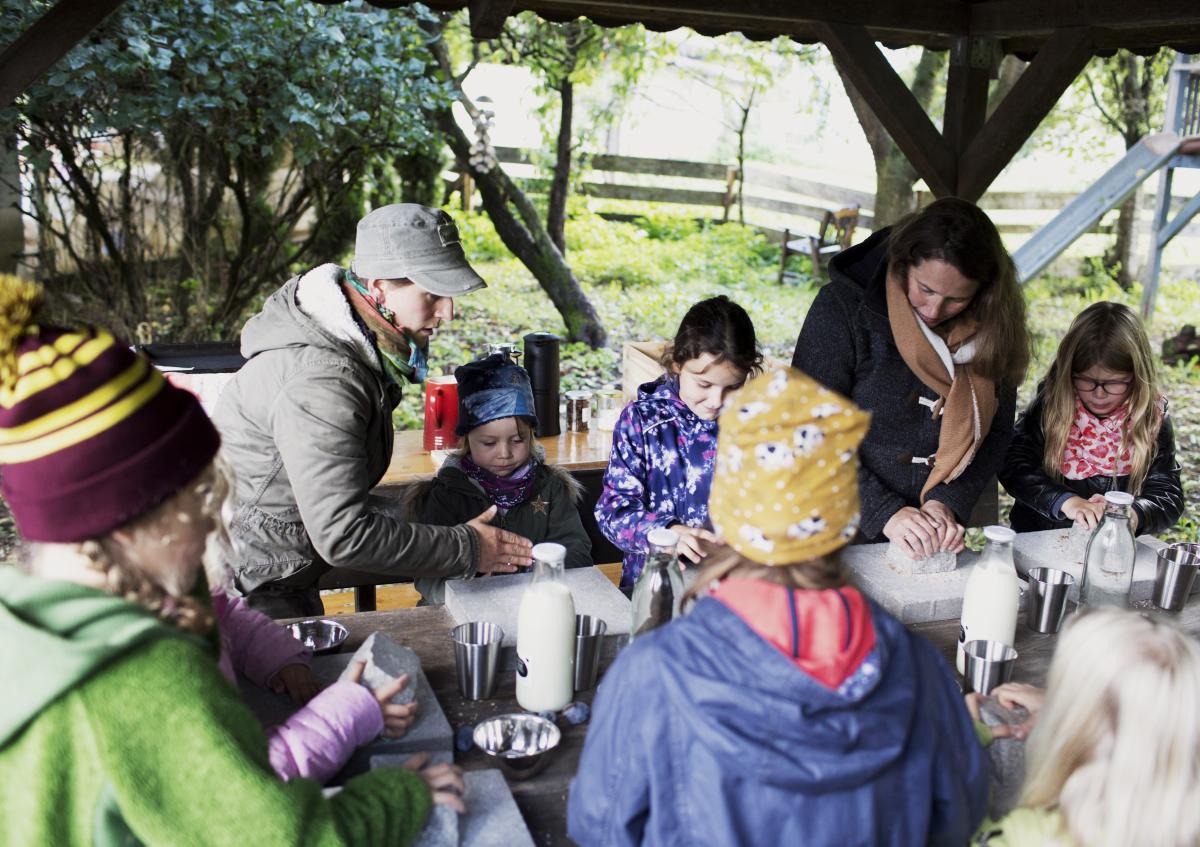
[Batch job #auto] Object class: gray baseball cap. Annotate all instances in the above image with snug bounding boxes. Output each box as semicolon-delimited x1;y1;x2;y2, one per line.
351;204;487;297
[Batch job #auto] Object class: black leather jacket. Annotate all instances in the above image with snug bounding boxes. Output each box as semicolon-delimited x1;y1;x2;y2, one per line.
998;394;1184;536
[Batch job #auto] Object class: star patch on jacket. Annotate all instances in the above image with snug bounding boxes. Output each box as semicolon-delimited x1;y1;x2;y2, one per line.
532;496;549;514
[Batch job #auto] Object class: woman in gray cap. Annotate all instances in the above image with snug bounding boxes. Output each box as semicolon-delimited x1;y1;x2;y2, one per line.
215;204;533;617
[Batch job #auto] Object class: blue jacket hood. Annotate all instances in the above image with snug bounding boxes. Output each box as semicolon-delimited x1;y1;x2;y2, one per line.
568;596;988;847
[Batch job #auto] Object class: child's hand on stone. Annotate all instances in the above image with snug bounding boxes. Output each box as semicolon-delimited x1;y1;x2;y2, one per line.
403;753;466;813
1063;494;1105;529
669;525;717;566
270;663;320;705
346;660;418;738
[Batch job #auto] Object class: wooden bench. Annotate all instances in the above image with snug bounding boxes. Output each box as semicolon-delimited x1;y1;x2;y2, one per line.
779;204;860;284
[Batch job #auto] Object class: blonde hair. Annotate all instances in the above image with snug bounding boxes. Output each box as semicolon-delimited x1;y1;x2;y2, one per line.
23;461;225;635
1020;609;1200;847
1038;302;1160;491
682;544;848;604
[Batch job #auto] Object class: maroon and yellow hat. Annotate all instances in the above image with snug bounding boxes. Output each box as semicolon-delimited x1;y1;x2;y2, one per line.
0;275;219;542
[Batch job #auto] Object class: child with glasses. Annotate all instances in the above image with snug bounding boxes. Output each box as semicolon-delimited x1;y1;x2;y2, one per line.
999;301;1183;534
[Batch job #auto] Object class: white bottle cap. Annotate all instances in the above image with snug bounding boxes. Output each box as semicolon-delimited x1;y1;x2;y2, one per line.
983;525;1016;544
1104;491;1135;507
531;542;567;564
647;528;680;547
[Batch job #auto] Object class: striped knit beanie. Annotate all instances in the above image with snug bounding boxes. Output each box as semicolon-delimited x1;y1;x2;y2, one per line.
0;275;219;542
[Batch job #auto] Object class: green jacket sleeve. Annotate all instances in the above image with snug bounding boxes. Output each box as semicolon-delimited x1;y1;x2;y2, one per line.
84;637;432;847
420;477;488;527
545;475;594;568
272;371;476;582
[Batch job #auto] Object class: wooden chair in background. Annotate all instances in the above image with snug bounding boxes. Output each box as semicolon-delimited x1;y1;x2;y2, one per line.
779;204;860;284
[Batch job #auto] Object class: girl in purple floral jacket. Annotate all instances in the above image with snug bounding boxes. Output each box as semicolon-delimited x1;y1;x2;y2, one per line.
597;296;762;587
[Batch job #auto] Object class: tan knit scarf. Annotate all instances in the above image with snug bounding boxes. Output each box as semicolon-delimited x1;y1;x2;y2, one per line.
886;271;997;501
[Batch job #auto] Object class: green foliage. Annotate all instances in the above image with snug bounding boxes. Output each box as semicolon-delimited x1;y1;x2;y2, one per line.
2;0;451;339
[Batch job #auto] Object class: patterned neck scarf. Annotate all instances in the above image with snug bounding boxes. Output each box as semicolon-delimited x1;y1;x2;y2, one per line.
1061;396;1132;480
461;455;537;509
340;271;428;384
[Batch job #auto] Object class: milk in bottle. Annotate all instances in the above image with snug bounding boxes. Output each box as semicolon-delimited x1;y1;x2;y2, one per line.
515;542;576;711
957;525;1020;675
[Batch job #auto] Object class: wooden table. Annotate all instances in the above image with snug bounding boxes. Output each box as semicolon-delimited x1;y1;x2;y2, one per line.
322;430;620;612
377;430;613;491
329;601;1200;846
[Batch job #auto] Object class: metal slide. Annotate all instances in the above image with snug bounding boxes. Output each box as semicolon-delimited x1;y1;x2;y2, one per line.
1012;133;1185;283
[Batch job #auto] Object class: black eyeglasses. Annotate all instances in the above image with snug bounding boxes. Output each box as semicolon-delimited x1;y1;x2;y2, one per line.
1072;376;1132;396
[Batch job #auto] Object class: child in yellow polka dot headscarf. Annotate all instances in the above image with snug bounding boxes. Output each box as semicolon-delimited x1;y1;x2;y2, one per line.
569;366;989;847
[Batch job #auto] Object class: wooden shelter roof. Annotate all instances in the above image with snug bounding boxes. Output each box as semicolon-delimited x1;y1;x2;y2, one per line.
323;0;1200;55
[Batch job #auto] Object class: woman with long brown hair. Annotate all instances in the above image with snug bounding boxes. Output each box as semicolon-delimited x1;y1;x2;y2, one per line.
999;301;1182;534
793;197;1032;559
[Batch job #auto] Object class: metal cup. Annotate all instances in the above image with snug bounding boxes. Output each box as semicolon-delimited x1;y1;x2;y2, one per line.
452;621;503;700
574;615;607;692
962;639;1018;696
1152;543;1200;613
1026;567;1076;633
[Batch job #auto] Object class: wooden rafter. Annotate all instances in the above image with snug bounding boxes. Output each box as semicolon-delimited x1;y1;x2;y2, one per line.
0;0;127;108
815;21;957;198
956;27;1094;200
468;0;515;38
970;0;1200;35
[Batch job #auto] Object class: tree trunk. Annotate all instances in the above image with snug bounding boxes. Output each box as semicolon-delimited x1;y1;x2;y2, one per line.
0;131;23;274
735;89;754;225
547;75;574;255
1108;189;1137;289
427;27;606;347
835;48;947;228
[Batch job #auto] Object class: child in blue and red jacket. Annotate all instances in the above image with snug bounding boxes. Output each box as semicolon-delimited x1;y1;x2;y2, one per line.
595;296;761;587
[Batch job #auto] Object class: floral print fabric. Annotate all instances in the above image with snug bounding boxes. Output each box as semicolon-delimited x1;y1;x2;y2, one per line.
595;376;718;586
1058;396;1168;480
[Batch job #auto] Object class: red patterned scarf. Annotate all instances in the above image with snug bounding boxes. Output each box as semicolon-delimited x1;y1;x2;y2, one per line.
1061;397;1131;480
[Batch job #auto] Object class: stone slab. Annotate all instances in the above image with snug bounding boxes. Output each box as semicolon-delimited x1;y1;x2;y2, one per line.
460;770;536;847
445;566;630;670
413;805;459;847
842;540;975;624
238;651;453;784
843;529;1175;623
339;632;419;705
885;540;957;574
1012;527;1169;603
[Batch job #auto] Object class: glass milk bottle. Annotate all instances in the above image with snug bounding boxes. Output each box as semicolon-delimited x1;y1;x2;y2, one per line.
631;528;685;639
515;542;576;712
957;525;1020;675
1079;491;1137;609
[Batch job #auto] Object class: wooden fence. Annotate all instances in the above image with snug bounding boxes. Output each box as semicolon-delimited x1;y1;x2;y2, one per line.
453;146;1200;245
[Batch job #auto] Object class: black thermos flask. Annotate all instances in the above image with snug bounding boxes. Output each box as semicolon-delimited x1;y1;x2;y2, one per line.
523;331;561;437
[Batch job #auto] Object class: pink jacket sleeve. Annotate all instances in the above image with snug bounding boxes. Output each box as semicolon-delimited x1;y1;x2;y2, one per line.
213;590;312;686
266;680;384;783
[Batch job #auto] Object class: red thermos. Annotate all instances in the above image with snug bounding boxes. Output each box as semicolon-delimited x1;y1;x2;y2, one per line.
423;375;459;451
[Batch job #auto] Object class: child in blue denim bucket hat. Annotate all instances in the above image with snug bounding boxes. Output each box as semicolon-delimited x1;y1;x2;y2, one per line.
409;354;592;603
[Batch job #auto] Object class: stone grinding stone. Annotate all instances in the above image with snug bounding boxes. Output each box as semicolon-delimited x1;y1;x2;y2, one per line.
842;540;975;624
460;770;536;847
338;632;418;705
413;805;459;847
885;540;958;574
444;566;630;670
978;697;1028;818
238;651;452;784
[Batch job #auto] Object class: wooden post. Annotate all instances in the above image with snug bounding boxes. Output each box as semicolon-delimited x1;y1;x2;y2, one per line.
722;166;737;222
944;37;994;158
779;227;791;285
462;172;475;214
0;133;22;274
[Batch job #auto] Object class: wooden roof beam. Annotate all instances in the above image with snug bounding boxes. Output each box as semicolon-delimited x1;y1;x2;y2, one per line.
468;0;514;38
815;21;958;198
970;0;1200;36
956;27;1093;201
0;0;126;108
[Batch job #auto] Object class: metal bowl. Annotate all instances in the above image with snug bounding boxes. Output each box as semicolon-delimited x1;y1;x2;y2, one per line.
284;618;349;654
473;713;562;780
